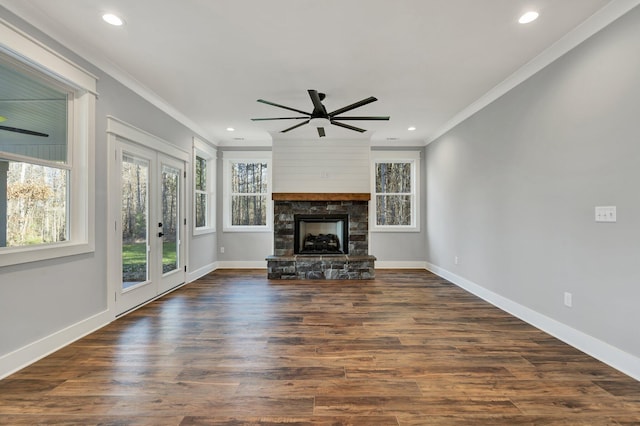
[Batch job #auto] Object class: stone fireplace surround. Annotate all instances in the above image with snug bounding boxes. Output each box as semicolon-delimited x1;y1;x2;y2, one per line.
267;193;376;279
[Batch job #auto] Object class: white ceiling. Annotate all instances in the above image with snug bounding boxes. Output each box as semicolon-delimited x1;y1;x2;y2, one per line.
1;0;633;146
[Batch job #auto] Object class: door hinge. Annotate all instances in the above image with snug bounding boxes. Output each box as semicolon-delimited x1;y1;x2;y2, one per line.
184;218;187;226
184;171;187;179
184;265;187;272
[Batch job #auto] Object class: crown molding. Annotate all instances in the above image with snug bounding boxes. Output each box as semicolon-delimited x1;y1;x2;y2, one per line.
427;0;640;145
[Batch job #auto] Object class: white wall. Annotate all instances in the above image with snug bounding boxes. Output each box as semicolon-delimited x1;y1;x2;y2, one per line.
273;139;370;193
425;6;640;377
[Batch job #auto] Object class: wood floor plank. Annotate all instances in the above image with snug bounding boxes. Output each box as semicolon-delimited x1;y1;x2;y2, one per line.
1;269;639;425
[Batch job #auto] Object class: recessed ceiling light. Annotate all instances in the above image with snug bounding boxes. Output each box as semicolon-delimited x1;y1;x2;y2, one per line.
102;13;124;26
226;127;235;132
519;11;539;24
408;126;416;131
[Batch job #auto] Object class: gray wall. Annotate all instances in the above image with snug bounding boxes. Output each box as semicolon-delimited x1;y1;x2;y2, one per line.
215;149;273;265
370;147;427;263
0;7;217;363
216;145;429;265
426;6;640;357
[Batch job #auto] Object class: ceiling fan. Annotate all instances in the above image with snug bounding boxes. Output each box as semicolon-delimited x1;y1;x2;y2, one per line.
251;89;389;137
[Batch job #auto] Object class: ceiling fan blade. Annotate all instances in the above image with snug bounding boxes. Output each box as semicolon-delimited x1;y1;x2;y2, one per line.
330;121;366;133
0;125;49;137
331;116;390;121
251;117;309;121
328;96;377;117
308;90;327;116
317;127;326;137
281;119;310;133
257;99;310;116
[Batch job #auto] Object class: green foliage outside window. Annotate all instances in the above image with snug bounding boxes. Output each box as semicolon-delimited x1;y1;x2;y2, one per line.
5;162;68;246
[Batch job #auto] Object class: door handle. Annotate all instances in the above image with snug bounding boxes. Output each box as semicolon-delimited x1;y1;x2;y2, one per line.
158;232;164;237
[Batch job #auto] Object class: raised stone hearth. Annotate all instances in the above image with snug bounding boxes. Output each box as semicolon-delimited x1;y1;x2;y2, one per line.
266;255;375;280
267;193;375;280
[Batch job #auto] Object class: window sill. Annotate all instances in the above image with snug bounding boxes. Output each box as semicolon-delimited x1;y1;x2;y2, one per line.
223;226;272;233
0;241;95;268
371;226;421;233
193;227;216;236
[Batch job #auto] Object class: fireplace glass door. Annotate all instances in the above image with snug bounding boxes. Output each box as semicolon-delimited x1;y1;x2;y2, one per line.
294;214;348;255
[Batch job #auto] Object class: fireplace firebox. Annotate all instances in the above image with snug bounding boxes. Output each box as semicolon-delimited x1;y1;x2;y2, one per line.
294;214;348;255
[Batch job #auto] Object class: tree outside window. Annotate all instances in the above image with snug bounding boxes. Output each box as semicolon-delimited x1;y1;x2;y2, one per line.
0;21;96;267
376;162;412;226
372;151;420;232
223;151;272;232
193;138;216;234
1;57;70;248
231;162;268;226
194;155;207;228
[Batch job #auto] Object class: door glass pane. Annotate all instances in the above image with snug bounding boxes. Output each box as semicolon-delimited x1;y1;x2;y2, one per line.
161;164;179;274
121;154;149;289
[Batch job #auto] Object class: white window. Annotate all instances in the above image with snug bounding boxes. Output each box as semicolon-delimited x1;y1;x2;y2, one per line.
193;137;216;235
0;22;96;267
371;150;420;232
222;151;272;232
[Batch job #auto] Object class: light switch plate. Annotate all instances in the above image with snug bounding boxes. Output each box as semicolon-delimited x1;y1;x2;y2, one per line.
595;206;616;222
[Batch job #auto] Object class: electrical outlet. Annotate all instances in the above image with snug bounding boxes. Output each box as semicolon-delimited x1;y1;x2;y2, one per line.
220;246;225;254
564;292;572;308
454;256;459;265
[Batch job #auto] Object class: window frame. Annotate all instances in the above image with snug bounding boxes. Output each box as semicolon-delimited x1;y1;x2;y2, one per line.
192;137;216;235
0;21;96;267
370;150;420;233
222;150;272;233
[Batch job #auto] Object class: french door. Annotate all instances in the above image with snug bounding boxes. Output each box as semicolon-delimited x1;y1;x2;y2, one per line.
114;139;186;315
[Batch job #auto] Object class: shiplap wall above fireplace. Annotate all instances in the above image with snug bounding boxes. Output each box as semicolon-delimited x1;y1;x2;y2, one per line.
272;140;370;193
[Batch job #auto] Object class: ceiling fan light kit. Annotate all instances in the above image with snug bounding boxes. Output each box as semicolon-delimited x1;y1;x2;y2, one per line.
308;117;330;128
252;89;389;138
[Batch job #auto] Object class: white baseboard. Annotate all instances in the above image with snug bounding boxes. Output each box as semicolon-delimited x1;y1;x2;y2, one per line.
0;309;112;380
187;261;218;282
217;260;267;269
426;262;640;382
375;261;428;269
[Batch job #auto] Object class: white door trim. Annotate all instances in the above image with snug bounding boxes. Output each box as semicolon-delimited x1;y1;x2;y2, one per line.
107;117;190;317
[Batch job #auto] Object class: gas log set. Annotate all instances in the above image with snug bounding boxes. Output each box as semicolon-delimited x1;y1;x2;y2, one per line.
301;233;342;254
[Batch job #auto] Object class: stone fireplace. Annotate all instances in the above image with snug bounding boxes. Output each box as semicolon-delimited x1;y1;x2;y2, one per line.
266;193;376;279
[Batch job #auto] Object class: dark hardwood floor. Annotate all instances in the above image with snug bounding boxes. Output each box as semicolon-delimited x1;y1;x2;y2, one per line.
1;269;639;425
